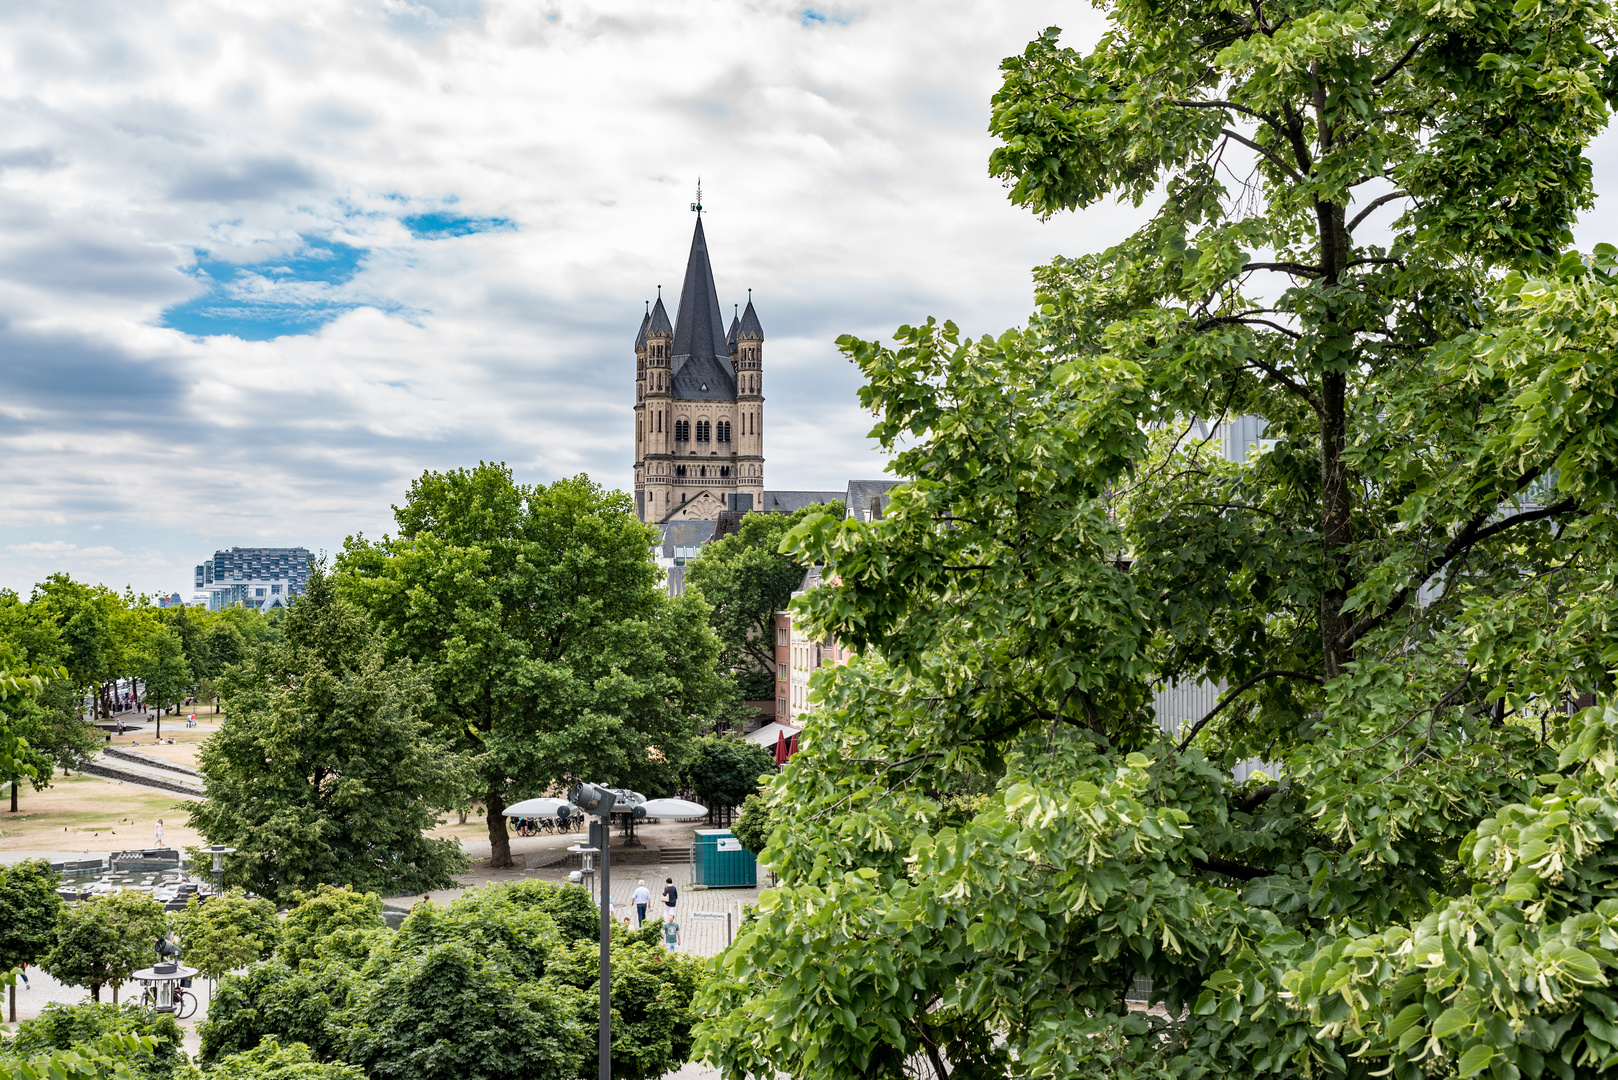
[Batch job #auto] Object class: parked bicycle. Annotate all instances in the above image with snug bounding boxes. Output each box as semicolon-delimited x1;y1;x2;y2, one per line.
140;983;197;1019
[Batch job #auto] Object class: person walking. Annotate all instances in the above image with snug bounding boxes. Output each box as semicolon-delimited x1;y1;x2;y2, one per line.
153;819;163;846
632;879;651;926
661;877;678;922
662;917;680;953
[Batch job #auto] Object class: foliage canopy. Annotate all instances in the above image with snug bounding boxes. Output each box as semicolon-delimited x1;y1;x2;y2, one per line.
695;2;1618;1078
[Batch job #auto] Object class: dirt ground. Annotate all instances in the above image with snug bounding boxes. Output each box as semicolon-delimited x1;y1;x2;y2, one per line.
0;772;203;853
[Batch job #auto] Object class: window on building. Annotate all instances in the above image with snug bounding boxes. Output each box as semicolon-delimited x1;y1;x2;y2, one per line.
696;420;711;442
720;466;729;477
779;697;787;716
717;420;731;443
272;585;281;594
255;588;265;597
778;662;786;680
676;465;686;477
675;419;689;442
778;627;788;645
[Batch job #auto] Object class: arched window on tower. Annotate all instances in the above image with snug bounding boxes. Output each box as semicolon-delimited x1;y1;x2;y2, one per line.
717;420;731;443
676;419;689;442
676;465;686;477
697;420;711;442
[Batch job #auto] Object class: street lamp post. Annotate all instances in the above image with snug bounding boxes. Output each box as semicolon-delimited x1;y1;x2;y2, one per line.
201;844;235;894
571;783;617;1080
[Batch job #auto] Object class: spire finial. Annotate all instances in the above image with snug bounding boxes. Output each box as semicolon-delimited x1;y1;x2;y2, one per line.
748;287;752;302
657;285;661;298
646;300;650;315
689;178;703;216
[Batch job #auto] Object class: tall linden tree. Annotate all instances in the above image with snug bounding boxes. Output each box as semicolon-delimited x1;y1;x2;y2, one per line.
695;2;1618;1079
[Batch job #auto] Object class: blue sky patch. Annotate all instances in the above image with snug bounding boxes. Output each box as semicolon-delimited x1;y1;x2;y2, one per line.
402;211;515;239
162;237;373;340
800;8;850;26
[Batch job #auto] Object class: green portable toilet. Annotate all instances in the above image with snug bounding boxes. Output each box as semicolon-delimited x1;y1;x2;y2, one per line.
692;828;757;888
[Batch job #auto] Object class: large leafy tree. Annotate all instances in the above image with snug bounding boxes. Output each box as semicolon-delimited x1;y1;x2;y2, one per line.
0;858;63;1023
189;565;469;903
336;465;730;868
685;504;836;697
695;3;1618;1079
41;890;168;1005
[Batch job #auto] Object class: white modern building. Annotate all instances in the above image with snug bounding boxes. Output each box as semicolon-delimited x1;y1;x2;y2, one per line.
195;547;312;611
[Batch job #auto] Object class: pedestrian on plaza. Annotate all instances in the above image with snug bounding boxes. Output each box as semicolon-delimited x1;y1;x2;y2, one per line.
633;879;651;925
18;963;28;988
661;877;678;921
662;918;680;953
154;819;163;846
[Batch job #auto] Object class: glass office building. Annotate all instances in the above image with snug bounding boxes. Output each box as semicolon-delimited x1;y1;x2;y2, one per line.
194;547;313;611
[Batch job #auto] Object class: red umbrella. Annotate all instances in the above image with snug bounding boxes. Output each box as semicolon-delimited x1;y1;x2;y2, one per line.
774;728;787;765
788;733;799;758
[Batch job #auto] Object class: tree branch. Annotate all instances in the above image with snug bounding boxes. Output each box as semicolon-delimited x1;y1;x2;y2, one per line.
1193;855;1272;881
1219;127;1304;182
1244;356;1323;413
1170;98;1285;132
1347;191;1409;233
1372;37;1429;86
1242;261;1323;277
1338;497;1582;652
1237;785;1281;813
1345;256;1405;269
1176;669;1324;752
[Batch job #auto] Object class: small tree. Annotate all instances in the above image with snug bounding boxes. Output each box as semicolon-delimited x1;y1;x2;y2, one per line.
685;503;837;689
174;889;279;986
341;942;590;1080
0;858;63;1022
546;938;710;1080
8;1001;184;1080
731;790;776;856
206;1037;365;1080
278;885;386;969
200;962;357;1065
136;628;190;737
685;736;775;824
41;891;168;1004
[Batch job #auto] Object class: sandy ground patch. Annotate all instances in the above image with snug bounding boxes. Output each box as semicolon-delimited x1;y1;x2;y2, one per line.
0;773;202;853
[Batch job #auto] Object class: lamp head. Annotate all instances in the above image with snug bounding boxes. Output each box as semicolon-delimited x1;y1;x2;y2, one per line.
570;783;616;816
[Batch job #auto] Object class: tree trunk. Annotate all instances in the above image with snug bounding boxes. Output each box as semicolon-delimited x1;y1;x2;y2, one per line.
8;982;14;1023
91;983;101;1003
486;789;513;869
9;780;16;812
111;982;118;1005
1315;195;1353;678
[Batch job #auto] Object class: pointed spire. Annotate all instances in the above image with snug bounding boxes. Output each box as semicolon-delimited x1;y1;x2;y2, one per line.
727;304;741;349
648;294;672;337
738;291;764;342
669;216;737;400
634;304;651;349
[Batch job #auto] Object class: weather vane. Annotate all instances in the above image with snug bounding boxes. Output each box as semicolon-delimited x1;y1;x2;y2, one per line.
690;179;703;215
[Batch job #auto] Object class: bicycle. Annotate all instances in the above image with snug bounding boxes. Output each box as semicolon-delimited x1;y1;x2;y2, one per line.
140;984;197;1019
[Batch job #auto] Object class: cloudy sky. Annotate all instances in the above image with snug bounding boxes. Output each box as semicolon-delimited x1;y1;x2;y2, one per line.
3;0;1618;599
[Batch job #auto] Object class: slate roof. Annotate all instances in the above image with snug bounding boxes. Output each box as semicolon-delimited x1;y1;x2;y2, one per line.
845;479;902;522
648;295;673;338
727;309;740;349
654;519;720;556
634;308;651;350
669;218;737;401
758;490;845;514
737;298;764;341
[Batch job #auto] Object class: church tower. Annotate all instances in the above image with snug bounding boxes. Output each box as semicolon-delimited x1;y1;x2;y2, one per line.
634;215;764;523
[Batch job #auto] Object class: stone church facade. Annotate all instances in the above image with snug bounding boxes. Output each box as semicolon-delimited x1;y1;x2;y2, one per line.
634;217;765;523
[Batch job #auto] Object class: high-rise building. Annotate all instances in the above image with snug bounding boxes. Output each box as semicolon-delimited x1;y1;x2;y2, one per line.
634;214;765;522
195;547;312;610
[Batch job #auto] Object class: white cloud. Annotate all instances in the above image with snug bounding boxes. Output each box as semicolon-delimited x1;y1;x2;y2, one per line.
1;0;1613;596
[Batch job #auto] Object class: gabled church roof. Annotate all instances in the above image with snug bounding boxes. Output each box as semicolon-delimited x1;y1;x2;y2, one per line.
669;218;737;401
648;295;673;337
737;298;764;341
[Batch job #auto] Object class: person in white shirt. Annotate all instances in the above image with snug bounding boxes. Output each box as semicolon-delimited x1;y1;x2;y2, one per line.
632;880;651;925
154;819;163;846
